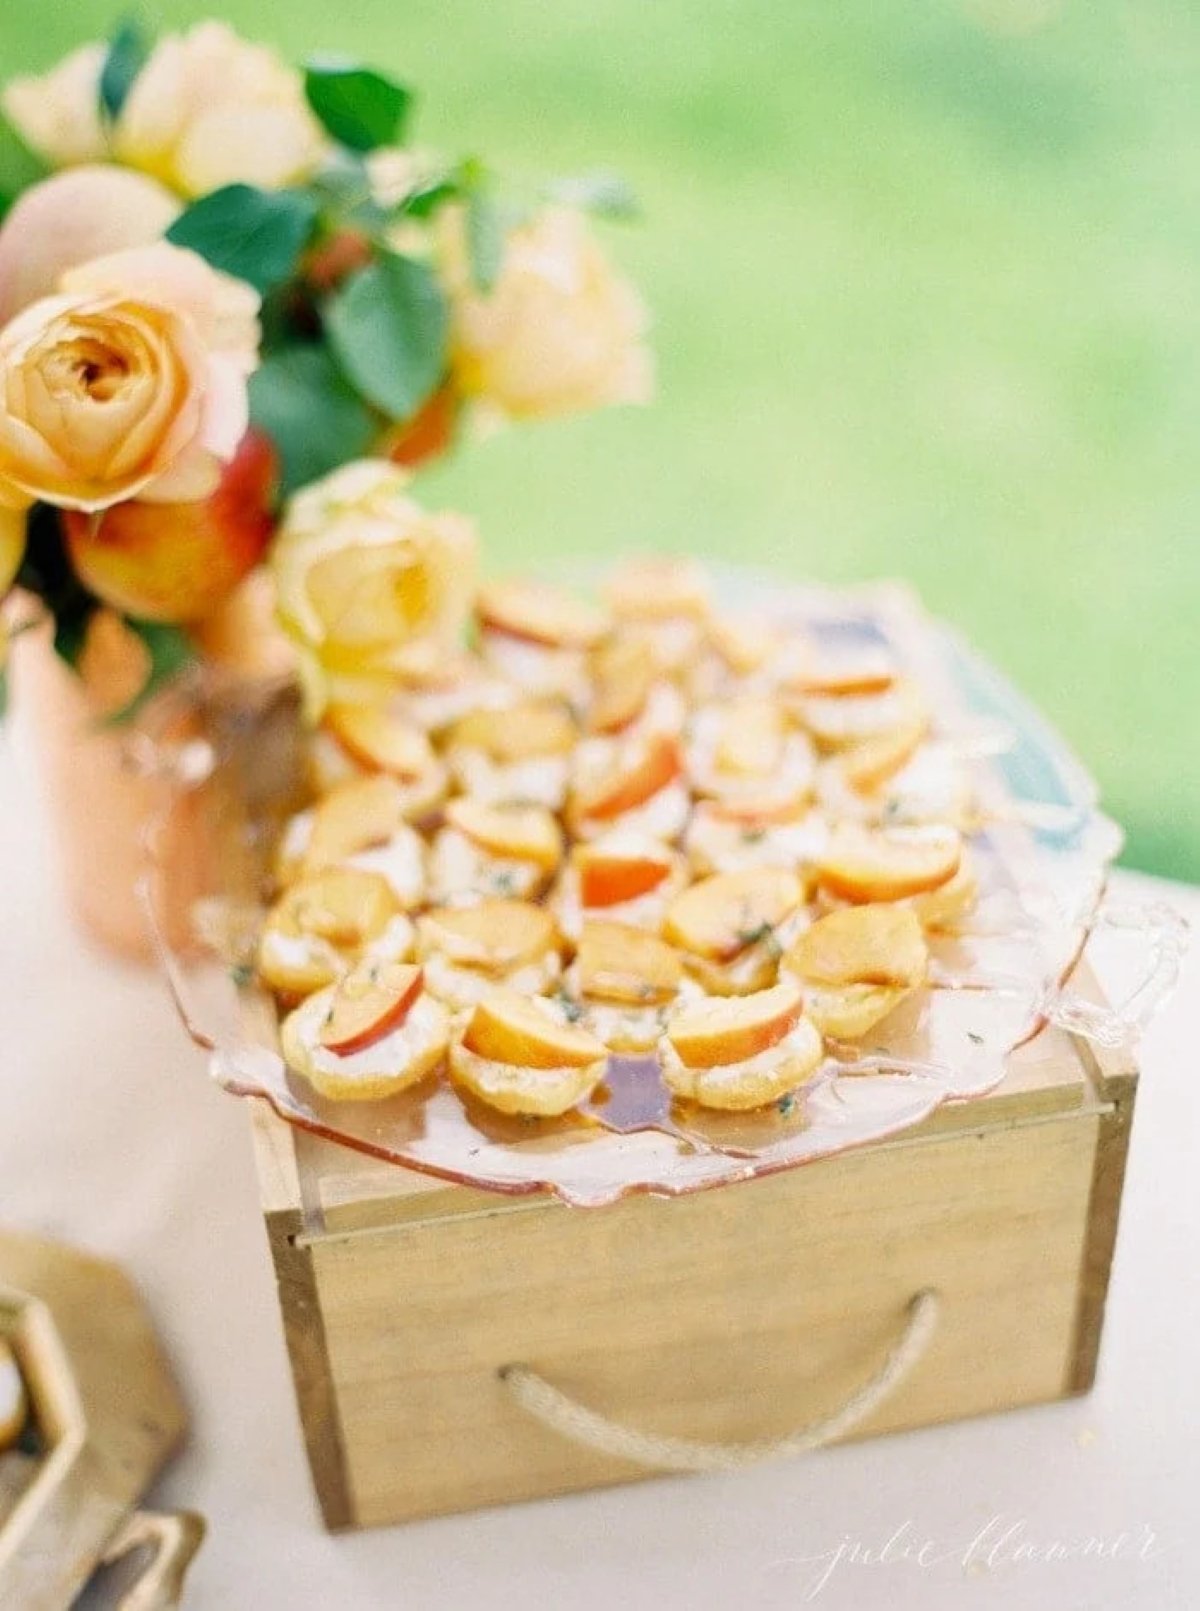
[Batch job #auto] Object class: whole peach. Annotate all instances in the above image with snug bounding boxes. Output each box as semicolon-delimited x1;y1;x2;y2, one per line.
63;429;279;623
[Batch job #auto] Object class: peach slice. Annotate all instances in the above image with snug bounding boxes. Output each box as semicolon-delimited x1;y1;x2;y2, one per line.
574;839;675;908
324;704;434;779
587;636;656;734
706;790;813;828
786;904;928;989
603;555;710;620
907;851;979;930
665;976;804;1069
705;612;780;676
816;825;961;904
573;733;683;822
418;900;558;973
449;701;576;761
277;867;397;949
319;962;426;1055
303;776;402;874
797;678;926;751
713;697;787;777
664;867;804;961
444;797;564;872
838;718;928;795
477;578;609;648
576;920;683;1005
785;647;896;698
462;990;607;1070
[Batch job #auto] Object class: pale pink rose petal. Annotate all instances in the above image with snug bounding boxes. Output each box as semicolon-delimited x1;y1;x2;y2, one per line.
0;168;180;326
197;353;251;462
60;244;261;368
137;440;223;505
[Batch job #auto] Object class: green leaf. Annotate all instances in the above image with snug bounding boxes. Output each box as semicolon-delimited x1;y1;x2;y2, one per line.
249;343;377;495
309;149;389;232
466;189;505;294
305;62;412;153
103;619;193;726
99;16;150;123
325;250;447;420
398;176;460;220
167;185;319;294
0;111;48;222
548;170;640;221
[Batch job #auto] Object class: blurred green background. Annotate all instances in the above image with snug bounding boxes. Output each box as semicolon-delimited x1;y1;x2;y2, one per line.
2;0;1197;878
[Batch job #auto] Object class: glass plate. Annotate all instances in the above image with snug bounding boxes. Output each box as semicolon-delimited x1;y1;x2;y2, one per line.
145;578;1183;1207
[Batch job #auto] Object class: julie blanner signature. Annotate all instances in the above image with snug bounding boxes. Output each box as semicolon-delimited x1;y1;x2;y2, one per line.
769;1514;1162;1600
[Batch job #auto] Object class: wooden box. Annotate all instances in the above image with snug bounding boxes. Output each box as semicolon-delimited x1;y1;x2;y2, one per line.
249;978;1137;1531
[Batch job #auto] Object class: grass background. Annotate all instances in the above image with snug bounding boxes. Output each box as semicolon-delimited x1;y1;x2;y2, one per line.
2;0;1197;878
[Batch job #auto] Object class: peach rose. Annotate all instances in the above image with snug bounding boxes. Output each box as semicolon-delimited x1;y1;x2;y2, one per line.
441;206;653;420
113;22;327;197
0;166;181;326
272;459;477;715
1;43;109;169
0;241;260;514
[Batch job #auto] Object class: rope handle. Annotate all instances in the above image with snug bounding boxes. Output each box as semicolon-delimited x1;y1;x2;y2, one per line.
499;1288;940;1474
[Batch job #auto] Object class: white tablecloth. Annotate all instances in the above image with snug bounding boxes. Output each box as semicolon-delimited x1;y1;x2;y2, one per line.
2;725;1196;1611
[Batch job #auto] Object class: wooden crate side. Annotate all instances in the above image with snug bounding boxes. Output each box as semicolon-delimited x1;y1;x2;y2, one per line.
262;1207;355;1530
310;1111;1099;1528
1067;1057;1138;1395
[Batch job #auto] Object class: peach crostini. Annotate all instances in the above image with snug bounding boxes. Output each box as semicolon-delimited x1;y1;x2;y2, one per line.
444;700;576;809
784;643;897;699
585;635;688;743
602;554;711;673
306;704;451;821
281;961;450;1101
784;904;929;1038
257;868;415;1000
815;823;962;906
685;610;787;702
557;920;696;1053
686;696;816;808
274;776;428;909
790;675;927;752
819;733;972;831
429;798;564;904
569;731;690;843
686;797;828;877
905;849;980;931
663;866;806;995
449;990;609;1117
476;578;610;699
554;831;687;937
416;898;563;1010
658;977;824;1111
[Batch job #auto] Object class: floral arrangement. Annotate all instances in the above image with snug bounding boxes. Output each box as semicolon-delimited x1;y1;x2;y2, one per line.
0;19;650;715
